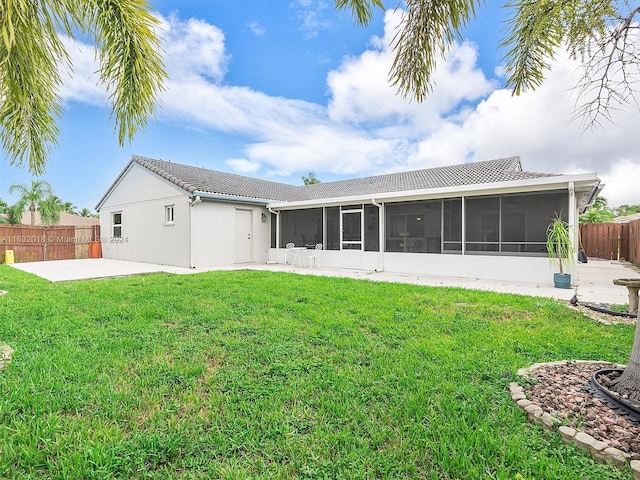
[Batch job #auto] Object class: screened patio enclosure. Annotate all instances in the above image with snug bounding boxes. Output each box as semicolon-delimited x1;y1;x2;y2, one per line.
272;190;568;256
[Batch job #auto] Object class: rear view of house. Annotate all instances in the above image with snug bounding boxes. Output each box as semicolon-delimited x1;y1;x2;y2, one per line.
96;155;601;284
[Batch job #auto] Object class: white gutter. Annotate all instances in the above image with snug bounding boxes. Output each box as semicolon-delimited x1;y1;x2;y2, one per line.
579;180;603;213
192;191;271;206
266;172;600;210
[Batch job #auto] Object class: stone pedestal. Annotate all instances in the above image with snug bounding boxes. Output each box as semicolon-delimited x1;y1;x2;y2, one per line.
613;279;640;315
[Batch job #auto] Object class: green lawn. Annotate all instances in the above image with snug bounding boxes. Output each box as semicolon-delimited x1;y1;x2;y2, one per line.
0;266;635;479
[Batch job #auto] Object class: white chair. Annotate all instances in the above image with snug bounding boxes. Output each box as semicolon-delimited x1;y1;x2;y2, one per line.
282;242;296;265
305;243;322;268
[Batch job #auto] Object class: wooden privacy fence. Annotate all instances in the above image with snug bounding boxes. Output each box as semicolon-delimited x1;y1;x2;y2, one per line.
579;219;640;266
0;225;100;263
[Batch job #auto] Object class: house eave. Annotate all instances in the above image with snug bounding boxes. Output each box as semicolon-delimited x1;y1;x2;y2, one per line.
266;172;600;210
192;191;271;206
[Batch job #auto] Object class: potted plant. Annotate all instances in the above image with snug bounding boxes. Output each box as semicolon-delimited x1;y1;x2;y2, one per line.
546;213;574;289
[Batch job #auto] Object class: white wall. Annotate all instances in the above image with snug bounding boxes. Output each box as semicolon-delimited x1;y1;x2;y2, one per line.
190;201;271;268
99;164;191;267
268;248;568;285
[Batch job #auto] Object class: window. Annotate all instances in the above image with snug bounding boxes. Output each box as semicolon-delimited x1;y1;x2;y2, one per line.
165;205;175;225
364;204;379;251
465;197;500;252
465;191;568;254
279;208;323;247
443;199;462;252
385;200;441;253
112;212;122;238
325;207;340;250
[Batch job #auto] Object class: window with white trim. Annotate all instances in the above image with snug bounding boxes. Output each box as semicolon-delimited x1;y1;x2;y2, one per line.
165;205;175;225
112;212;122;238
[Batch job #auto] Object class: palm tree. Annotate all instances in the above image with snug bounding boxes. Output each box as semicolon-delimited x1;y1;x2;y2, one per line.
0;1;166;175
52;197;78;215
339;0;640;126
302;172;321;185
9;180;61;226
79;208;98;218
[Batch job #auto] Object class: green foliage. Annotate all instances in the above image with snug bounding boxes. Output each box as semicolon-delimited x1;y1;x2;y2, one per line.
613;204;640;218
79;207;98;218
9;180;60;225
546;212;574;274
0;268;633;479
501;0;614;95
335;0;385;25
302;171;321;185
580;197;614;223
0;0;166;175
389;0;483;102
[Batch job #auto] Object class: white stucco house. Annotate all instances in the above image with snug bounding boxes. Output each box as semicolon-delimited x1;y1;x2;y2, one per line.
96;155;601;284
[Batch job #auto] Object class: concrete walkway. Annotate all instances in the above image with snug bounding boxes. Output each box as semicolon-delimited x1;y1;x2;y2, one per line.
8;257;640;305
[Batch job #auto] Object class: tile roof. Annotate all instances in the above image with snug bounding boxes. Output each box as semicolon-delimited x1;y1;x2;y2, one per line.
97;154;559;209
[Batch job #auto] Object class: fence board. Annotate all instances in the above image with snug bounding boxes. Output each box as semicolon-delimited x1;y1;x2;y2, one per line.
1;224;100;263
629;219;640;266
579;223;629;261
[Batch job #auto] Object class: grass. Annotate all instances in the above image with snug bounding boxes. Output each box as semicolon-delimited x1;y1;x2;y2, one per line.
0;265;636;479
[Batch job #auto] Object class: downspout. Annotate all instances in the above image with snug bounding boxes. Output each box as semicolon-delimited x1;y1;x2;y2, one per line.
372;199;384;272
188;195;202;268
568;181;577;279
461;196;466;256
581;180;602;213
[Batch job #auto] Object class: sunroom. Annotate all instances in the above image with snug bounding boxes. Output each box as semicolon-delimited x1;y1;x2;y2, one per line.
267;177;596;284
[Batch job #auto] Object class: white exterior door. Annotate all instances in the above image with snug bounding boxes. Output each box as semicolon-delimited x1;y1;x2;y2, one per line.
235;209;253;263
341;208;363;268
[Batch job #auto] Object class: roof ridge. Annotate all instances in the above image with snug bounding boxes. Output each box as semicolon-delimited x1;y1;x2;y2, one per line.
133;155;199;193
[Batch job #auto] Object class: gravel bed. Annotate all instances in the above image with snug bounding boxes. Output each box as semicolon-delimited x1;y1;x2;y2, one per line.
522;303;640;461
524;361;640;459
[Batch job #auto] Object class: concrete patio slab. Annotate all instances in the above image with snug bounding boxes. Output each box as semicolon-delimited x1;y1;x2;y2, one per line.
8;258;195;282
7;257;640;306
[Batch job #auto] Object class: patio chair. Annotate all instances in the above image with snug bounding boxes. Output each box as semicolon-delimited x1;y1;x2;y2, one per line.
282;242;296;265
305;243;323;268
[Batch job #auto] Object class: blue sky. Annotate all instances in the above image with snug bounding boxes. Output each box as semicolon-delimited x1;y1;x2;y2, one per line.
1;1;639;212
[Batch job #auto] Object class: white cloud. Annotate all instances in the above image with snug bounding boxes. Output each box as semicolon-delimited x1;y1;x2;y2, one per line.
247;21;266;36
292;0;330;39
226;158;261;173
57;10;640;207
160;14;229;82
58;36;106;106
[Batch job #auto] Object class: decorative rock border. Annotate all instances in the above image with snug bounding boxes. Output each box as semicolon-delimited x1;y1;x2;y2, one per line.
0;345;13;369
511;360;640;479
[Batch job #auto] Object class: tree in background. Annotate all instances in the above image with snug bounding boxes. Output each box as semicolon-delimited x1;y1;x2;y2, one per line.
614;204;640;218
340;0;640;126
51;197;78;215
79;208;98;218
579;197;614;223
9;181;61;226
302;172;321;185
0;1;166;175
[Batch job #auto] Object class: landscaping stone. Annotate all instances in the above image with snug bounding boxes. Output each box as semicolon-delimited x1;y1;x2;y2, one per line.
515;359;640;476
